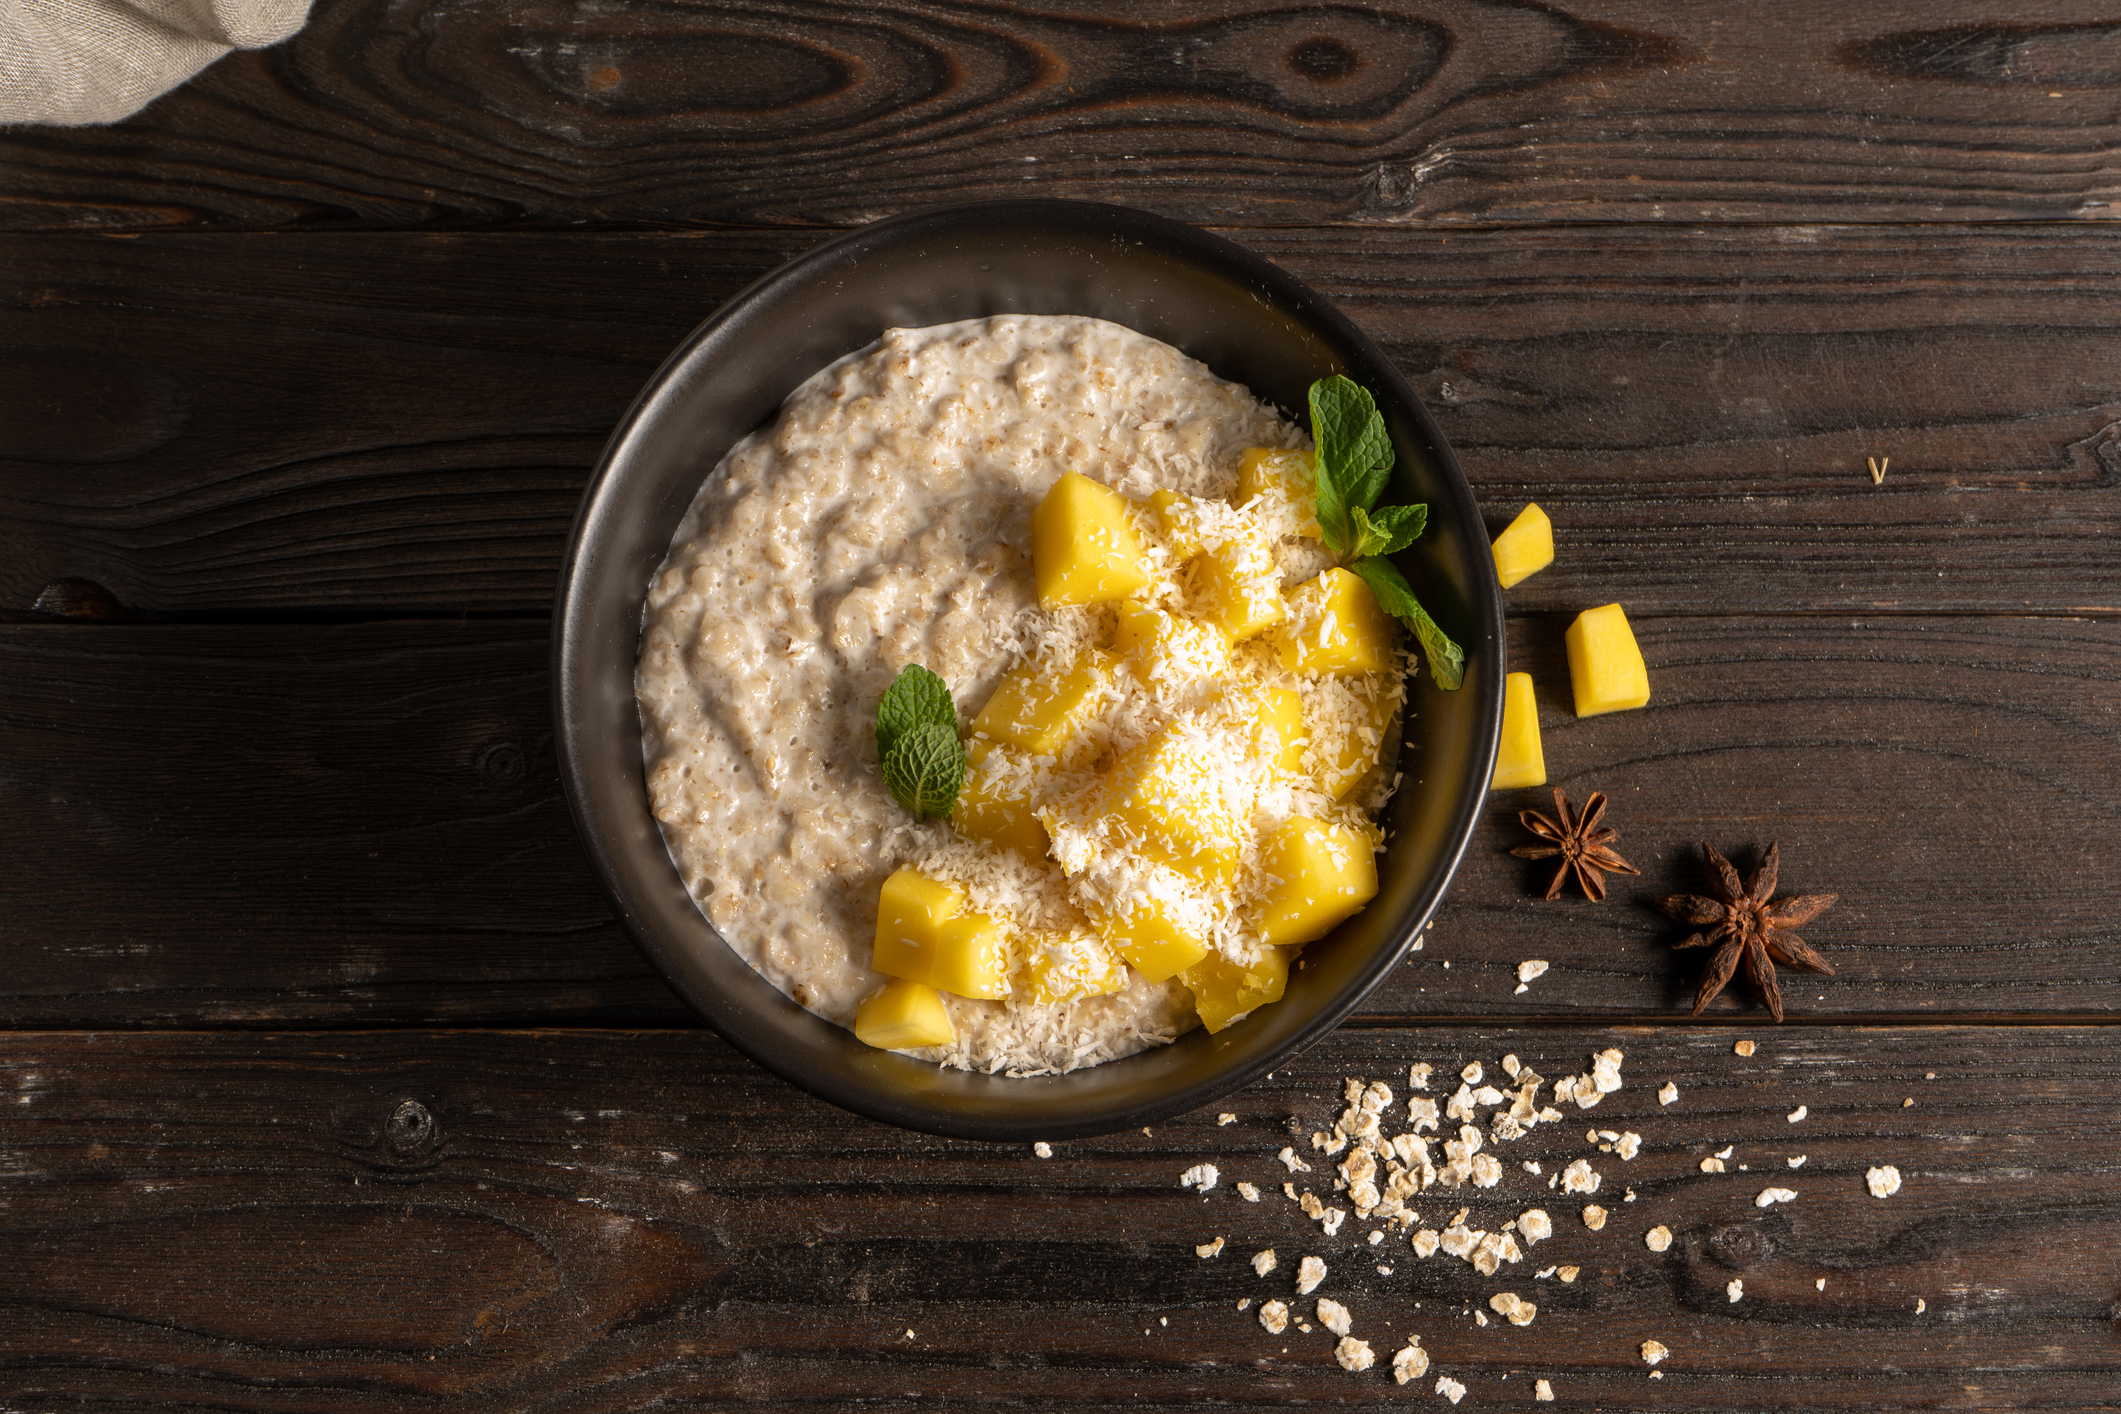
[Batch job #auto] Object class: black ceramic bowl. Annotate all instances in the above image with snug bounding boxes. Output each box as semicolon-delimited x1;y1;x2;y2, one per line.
554;200;1504;1141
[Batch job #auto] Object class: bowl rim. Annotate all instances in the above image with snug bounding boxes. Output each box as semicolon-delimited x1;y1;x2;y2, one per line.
554;198;1505;1139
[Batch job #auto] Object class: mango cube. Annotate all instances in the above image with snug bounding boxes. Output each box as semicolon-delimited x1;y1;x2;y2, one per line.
1194;524;1286;641
1098;892;1212;983
854;979;956;1050
1491;503;1554;589
1031;472;1151;606
1113;604;1231;684
1274;568;1397;675
1101;724;1246;879
1490;671;1546;789
968;651;1111;761
871;867;1011;999
1314;679;1398;800
953;751;1051;860
1023;930;1131;1006
1149;488;1204;559
1564;603;1650;718
1253;817;1380;948
1245;683;1308;775
1182;947;1290;1034
1236;447;1321;538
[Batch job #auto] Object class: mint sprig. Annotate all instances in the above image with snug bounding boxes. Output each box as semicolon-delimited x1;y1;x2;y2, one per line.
1307;375;1465;691
876;665;965;821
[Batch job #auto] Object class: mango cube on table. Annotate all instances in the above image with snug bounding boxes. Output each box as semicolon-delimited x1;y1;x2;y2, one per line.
1565;603;1650;718
1274;568;1397;675
967;650;1111;761
1252;817;1380;948
854;979;957;1050
1490;503;1554;589
1490;671;1546;789
1031;472;1151;606
1097;890;1212;983
871;866;1011;1000
1193;523;1286;641
1181;946;1290;1033
952;751;1051;860
1023;929;1131;1006
1235;447;1321;538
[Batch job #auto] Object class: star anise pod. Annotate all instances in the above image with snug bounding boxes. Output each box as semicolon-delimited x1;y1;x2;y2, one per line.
1510;788;1640;901
1661;842;1837;1023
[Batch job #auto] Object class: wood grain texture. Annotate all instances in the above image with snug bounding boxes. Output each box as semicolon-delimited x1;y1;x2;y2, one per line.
8;1;2121;232
1;615;2113;1026
6;225;2120;616
2;1026;2116;1410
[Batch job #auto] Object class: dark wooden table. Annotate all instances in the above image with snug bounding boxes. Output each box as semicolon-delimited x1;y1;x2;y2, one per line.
4;3;2118;1408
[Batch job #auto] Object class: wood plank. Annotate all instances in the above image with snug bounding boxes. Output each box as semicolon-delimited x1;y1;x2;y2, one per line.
1;1025;2115;1410
6;226;2120;616
8;1;2121;232
1;615;2113;1026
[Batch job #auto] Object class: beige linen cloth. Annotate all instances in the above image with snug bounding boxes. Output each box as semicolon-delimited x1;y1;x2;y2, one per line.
2;0;311;125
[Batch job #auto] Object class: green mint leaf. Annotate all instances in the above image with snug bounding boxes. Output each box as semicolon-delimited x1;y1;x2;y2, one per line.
876;664;956;762
1351;502;1428;558
1308;375;1397;552
882;722;965;821
1350;557;1466;692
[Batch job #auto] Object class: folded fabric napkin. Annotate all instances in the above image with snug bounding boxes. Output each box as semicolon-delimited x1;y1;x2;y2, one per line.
2;0;312;126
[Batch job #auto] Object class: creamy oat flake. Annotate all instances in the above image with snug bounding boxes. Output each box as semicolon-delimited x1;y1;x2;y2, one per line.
639;316;1370;1074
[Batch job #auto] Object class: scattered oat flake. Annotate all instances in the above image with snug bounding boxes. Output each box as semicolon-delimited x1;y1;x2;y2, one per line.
1369;1230;1385;1246
1412;1229;1441;1257
1033;1142;1052;1158
1252;1249;1278;1276
1926;1071;1936;1080
1217;1112;1236;1125
1816;1277;1827;1291
1237;1297;1251;1310
1582;1205;1608;1231
1259;1299;1290;1334
1866;1165;1902;1198
1735;1040;1757;1057
1237;1181;1261;1202
1535;1378;1556;1401
1562;1158;1601;1194
1436;1374;1467;1404
1410;1063;1433;1090
1903;1097;1915;1107
1788;1155;1807;1168
1558;1266;1580;1283
1317;1298;1353;1335
1641;1339;1669;1366
1335;1335;1375;1372
1727;1278;1744;1303
1518;1208;1553;1244
1502;1054;1521;1078
1699;1157;1726;1174
1474;1310;1487;1327
1650;1370;1664;1380
1522;1160;1543;1175
1716;1145;1734;1159
1279;1147;1311;1173
1518;960;1549;984
1756;1187;1798;1208
1490;1291;1537;1325
1180;1163;1219;1192
1298;1255;1327;1295
1392;1342;1430;1384
1196;1237;1225;1258
1787;1105;1808;1123
1658;1081;1679;1106
1645;1225;1673;1252
1915;1297;1926;1313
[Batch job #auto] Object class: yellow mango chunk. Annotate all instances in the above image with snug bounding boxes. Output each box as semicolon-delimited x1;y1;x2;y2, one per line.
1113;604;1231;684
1565;603;1650;718
854;979;957;1050
953;751;1051;860
1254;817;1380;948
1274;567;1397;676
1313;678;1399;800
1101;724;1247;878
1491;503;1554;589
1490;671;1547;789
871;867;1011;999
1031;472;1152;606
1236;447;1321;538
1149;488;1204;560
1182;947;1291;1034
1194;523;1287;642
1023;930;1130;1006
1246;683;1308;776
1098;892;1212;983
968;651;1112;761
